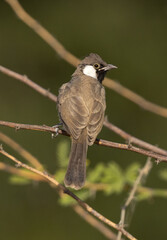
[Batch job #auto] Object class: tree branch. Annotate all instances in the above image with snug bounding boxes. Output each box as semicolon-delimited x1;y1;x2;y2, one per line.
4;0;167;118
73;205;118;240
0;2;166;238
0;66;57;103
0;147;136;240
104;117;167;156
103;77;167;118
0;120;167;162
0;162;44;181
0;165;117;240
0;131;118;240
5;0;80;67
0;131;43;170
1;65;167;159
117;158;152;240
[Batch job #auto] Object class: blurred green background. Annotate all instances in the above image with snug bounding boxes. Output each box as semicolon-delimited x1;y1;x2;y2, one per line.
0;0;167;239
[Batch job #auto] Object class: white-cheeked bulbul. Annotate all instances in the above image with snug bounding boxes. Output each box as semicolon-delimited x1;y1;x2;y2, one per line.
57;53;117;190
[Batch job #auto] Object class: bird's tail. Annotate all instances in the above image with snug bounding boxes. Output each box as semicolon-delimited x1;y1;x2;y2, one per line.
64;134;88;190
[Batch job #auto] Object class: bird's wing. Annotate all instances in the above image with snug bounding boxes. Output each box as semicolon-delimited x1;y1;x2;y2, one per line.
87;87;106;145
58;81;106;143
58;85;89;140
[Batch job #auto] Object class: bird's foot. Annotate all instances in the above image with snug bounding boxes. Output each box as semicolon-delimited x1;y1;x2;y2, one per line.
52;123;62;138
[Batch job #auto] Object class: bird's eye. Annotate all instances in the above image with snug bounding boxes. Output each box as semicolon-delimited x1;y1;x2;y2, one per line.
93;63;100;69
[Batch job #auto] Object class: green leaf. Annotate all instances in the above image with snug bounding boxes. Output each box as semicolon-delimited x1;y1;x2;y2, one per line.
59;189;90;206
9;175;31;185
136;191;151;201
76;189;90;201
54;169;66;183
59;194;76;206
159;169;167;181
102;162;123;182
87;163;105;183
125;162;141;184
152;189;167;198
102;162;124;194
56;140;70;168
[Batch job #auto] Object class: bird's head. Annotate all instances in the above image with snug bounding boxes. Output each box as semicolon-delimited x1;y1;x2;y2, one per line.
74;53;117;83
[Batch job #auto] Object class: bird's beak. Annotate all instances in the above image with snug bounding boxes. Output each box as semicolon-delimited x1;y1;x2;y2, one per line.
100;64;117;72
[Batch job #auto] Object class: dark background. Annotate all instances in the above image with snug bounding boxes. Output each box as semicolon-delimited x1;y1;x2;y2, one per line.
0;0;167;239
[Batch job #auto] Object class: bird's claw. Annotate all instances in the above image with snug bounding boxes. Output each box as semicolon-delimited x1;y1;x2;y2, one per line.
52;123;62;138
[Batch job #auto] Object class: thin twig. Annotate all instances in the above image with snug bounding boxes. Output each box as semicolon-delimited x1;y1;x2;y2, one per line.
5;0;79;67
104;77;167;118
0;147;137;240
0;131;44;170
0;66;57;103
104;117;167;156
117;158;152;240
97;139;167;162
4;0;167;118
0;132;116;240
0;162;44;181
1;65;167;160
74;205;118;240
1;158;163;200
0;120;167;162
0;162;116;240
137;186;167;198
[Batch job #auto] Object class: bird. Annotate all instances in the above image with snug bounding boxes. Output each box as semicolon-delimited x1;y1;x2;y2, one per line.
57;53;117;190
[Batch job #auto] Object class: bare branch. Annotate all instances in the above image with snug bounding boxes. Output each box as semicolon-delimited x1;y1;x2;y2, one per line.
0;66;57;103
97;139;167;162
104;77;167;118
5;0;79;67
0;133;117;240
0;120;167;162
0;131;43;170
0;147;137;240
1;65;167;159
0;162;116;240
4;0;167;118
117;158;152;240
0;162;44;181
1;65;167;160
74;205;118;240
104;117;167;156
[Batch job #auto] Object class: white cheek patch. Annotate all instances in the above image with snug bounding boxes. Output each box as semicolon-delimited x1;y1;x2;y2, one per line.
83;65;97;79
